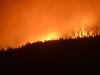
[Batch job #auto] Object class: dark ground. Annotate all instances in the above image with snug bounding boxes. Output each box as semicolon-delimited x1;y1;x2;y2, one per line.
0;35;100;74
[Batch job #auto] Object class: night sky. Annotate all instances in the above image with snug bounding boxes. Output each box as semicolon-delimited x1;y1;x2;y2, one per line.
0;0;100;48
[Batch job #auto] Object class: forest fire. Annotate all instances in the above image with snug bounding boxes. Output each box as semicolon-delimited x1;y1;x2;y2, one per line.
40;18;100;41
71;18;99;39
41;32;59;42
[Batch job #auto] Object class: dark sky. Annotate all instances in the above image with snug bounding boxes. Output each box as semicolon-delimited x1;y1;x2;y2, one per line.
0;0;100;48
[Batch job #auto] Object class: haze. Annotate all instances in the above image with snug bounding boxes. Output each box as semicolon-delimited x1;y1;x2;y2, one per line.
0;0;100;48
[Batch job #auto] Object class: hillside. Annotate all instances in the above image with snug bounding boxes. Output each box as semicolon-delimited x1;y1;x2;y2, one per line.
0;35;100;74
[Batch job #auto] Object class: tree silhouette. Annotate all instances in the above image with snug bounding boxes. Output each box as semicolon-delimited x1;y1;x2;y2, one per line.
0;35;99;74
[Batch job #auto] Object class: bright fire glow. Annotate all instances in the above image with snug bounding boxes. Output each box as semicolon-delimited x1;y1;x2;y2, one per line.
41;32;58;42
72;18;95;38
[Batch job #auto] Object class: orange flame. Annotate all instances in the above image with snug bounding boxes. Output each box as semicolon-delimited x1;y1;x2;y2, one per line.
72;18;98;38
41;32;59;42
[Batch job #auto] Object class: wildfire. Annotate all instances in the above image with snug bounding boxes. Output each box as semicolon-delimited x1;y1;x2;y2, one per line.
41;32;59;42
72;18;98;38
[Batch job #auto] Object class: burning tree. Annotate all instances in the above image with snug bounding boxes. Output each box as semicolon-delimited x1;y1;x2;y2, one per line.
71;18;99;38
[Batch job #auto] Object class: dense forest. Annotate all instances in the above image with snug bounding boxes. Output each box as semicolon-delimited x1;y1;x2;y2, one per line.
0;35;100;74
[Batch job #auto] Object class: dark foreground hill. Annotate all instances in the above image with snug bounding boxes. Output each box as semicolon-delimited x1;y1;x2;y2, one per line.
0;35;100;74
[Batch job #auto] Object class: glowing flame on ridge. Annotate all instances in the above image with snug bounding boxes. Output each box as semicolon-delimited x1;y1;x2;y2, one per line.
72;18;98;38
41;32;59;42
